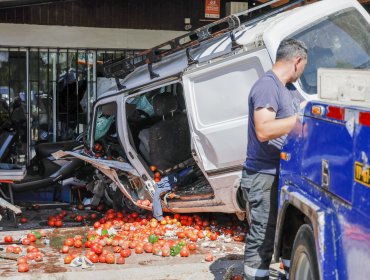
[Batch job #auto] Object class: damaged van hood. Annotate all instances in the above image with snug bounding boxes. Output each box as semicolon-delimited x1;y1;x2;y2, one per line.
53;150;139;177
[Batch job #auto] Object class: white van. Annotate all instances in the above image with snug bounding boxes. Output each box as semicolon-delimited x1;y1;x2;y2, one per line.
81;0;370;218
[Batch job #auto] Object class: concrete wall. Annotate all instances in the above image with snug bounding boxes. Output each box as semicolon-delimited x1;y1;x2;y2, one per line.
0;23;187;49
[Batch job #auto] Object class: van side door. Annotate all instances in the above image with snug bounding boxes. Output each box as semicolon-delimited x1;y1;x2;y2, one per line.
182;48;271;173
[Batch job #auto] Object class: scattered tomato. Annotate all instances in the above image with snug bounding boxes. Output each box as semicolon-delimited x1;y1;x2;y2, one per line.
74;240;82;248
13;246;22;254
54;220;63;227
64;255;73;264
17;257;28;265
18;263;29;273
22;238;31;245
61;246;70;254
120;248;131;258
105;253;115;264
6;245;14;253
64;238;74;247
180;247;190;257
205;253;214;262
20;217;28;223
4;236;12;243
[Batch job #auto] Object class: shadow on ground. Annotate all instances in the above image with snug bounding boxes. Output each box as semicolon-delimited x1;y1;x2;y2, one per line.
210;253;244;280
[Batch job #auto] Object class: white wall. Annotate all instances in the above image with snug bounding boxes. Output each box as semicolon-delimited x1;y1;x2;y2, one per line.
0;23;187;49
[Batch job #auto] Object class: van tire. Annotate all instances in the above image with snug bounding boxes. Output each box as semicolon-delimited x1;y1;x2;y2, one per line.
289;224;319;280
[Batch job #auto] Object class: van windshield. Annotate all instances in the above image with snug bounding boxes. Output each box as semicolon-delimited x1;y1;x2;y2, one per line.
293;8;370;94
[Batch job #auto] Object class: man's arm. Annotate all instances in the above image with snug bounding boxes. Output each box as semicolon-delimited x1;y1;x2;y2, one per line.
254;108;297;142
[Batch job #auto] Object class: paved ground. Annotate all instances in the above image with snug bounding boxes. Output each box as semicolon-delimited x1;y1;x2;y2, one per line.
0;205;285;280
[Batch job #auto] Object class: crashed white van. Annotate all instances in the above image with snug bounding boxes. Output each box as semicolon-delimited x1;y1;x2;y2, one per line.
76;0;370;218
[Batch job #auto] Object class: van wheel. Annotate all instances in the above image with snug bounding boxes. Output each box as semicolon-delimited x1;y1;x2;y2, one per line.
290;224;319;280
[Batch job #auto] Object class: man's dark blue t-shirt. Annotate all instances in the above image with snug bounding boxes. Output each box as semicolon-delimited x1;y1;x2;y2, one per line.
244;70;304;175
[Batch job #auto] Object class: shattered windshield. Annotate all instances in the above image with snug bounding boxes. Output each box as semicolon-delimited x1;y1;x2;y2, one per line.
293;8;370;94
93;103;117;141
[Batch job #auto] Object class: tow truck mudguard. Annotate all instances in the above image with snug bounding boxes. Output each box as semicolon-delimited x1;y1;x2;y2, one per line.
275;184;341;280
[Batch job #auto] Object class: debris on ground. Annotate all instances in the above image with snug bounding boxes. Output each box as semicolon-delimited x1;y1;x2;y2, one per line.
0;205;248;276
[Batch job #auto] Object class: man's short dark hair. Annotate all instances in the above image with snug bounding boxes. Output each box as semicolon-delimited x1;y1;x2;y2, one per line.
276;39;307;61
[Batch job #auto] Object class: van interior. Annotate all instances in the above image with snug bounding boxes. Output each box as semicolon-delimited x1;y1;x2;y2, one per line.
125;82;215;203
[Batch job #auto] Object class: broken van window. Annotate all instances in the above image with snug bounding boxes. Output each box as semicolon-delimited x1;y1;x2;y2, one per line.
94;103;117;141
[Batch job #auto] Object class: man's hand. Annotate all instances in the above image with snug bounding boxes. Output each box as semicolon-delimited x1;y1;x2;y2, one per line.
254;108;297;142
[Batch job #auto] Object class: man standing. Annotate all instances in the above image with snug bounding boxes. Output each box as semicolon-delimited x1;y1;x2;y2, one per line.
242;39;308;280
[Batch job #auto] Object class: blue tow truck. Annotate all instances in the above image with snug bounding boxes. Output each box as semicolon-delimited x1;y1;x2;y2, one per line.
275;68;370;280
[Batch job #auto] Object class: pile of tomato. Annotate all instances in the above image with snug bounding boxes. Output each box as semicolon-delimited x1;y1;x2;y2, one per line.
61;209;246;265
3;209;247;273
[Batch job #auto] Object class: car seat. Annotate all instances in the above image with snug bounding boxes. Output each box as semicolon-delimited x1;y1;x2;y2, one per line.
138;92;191;171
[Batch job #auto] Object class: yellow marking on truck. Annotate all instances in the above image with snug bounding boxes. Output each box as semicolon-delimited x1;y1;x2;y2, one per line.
354;162;370;188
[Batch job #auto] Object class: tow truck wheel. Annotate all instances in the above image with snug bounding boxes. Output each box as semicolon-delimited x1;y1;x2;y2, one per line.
290;224;319;280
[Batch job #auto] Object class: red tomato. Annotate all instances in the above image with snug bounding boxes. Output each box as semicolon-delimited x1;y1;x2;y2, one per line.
34;253;43;262
26;246;35;253
54;220;63;227
75;215;83;222
120;248;131;258
21;238;31;245
31;247;39;253
143;243;153;253
17;257;28;265
6;246;14;253
64;238;74;247
180;247;190;257
209;233;217;241
154;177;161;182
64;255;73;264
233;235;245;242
93;221;101;229
90;213;97;220
4;236;12;243
161;246;170;257
176;232;186;239
116;256;125;264
98;254;106;263
89;253;99;263
13;246;22;254
149;165;157;172
135;246;144;254
188;243;197;251
205;253;214;262
189;235;198;242
19;217;28;224
197;231;205;239
61;246;70;254
105;253;115;264
47;220;55;227
27;234;36;243
91;243;103;255
109;245;119;252
18;263;29;272
26;252;35;260
84;241;91;248
74;240;82;248
231;275;244;280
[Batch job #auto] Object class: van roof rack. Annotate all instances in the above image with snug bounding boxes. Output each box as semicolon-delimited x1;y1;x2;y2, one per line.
104;0;306;83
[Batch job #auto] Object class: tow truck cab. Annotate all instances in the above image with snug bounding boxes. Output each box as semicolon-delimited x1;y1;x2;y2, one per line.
86;0;370;217
276;69;370;280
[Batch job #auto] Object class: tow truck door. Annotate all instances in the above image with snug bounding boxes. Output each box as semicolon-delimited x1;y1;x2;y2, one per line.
181;48;271;173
